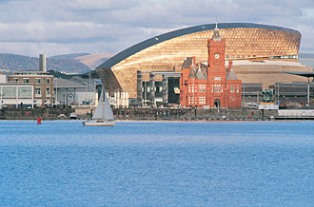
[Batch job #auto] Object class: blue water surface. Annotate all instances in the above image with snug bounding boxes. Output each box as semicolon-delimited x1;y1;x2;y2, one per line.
0;120;313;206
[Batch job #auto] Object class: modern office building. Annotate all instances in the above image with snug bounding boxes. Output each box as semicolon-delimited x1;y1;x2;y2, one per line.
97;22;312;103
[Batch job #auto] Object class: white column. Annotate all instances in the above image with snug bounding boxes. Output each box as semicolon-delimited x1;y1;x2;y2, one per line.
307;78;310;106
32;86;34;108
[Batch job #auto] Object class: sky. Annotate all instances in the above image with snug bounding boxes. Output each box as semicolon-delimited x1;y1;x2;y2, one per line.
0;0;313;57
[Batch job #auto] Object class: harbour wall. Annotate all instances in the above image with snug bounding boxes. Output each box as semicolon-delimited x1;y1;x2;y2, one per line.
2;107;314;121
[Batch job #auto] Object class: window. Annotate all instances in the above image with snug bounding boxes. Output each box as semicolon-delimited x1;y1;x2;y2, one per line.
199;96;206;105
46;78;50;84
213;84;222;93
35;87;41;95
189;84;195;93
199;84;206;93
3;86;16;98
46;87;50;95
13;78;18;83
23;78;29;84
230;85;235;93
188;96;194;105
18;86;32;98
35;78;41;84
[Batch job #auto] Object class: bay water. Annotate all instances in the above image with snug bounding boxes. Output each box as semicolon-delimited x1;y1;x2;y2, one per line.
0;120;313;206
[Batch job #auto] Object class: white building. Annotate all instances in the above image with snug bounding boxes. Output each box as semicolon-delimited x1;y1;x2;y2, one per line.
0;84;33;108
54;78;97;106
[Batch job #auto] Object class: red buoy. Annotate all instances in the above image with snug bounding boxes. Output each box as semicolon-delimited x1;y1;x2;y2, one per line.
37;117;42;125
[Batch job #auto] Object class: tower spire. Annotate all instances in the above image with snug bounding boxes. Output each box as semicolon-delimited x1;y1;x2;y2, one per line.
212;20;222;42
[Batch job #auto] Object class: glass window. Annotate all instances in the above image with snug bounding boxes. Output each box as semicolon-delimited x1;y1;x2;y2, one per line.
188;96;194;105
199;84;206;92
189;84;195;93
213;84;222;93
46;87;50;95
46;79;50;84
35;78;41;84
18;86;32;98
230;85;235;93
23;78;29;84
3;86;16;98
35;87;41;95
199;96;206;105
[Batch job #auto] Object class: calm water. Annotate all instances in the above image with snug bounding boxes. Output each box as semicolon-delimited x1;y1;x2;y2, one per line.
0;120;313;207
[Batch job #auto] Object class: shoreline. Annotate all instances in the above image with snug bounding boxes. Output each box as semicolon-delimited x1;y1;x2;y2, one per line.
2;107;314;121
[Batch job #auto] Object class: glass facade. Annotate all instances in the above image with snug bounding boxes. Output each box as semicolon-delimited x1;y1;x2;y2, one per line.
97;24;303;99
1;86;32;99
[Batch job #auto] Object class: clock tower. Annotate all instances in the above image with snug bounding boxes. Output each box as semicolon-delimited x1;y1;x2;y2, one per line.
179;23;242;108
207;23;227;107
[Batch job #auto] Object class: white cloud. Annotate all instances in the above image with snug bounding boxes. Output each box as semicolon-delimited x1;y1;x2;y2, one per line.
302;8;314;20
0;0;313;56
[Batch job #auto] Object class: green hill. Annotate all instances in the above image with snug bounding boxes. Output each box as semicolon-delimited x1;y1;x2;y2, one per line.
0;53;91;73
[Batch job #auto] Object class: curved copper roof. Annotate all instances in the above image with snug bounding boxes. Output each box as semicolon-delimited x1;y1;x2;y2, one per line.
98;23;301;69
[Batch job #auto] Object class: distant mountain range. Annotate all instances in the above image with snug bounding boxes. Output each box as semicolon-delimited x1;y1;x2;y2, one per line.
299;53;314;68
0;52;312;74
299;53;314;59
0;53;112;74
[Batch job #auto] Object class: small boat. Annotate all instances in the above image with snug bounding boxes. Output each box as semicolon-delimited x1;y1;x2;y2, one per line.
69;112;78;119
83;87;115;126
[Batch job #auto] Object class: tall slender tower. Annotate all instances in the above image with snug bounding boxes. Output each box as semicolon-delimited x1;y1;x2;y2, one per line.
207;23;227;107
39;54;47;72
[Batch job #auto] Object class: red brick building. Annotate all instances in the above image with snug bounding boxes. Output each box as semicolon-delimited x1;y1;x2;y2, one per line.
180;24;242;108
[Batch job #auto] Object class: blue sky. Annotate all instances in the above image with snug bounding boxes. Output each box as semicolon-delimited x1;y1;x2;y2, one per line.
0;0;313;57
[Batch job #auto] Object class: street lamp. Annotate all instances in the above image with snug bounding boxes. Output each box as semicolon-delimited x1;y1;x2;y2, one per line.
278;82;280;106
0;92;3;109
307;78;311;107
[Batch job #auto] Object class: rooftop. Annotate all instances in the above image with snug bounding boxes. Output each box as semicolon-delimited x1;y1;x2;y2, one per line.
98;23;301;69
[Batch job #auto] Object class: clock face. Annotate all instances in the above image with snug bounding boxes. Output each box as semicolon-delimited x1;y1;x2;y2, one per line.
214;53;220;59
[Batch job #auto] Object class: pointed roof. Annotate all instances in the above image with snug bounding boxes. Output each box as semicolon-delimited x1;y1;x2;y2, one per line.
212;23;222;41
182;57;193;69
226;68;238;80
195;64;207;80
188;62;196;78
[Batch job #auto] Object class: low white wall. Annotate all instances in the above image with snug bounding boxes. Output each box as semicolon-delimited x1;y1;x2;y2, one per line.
278;109;314;117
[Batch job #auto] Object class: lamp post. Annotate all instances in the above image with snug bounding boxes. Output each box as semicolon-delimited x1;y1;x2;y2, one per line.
242;83;245;108
307;78;310;107
278;83;280;107
0;92;3;109
54;79;58;106
144;81;146;108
